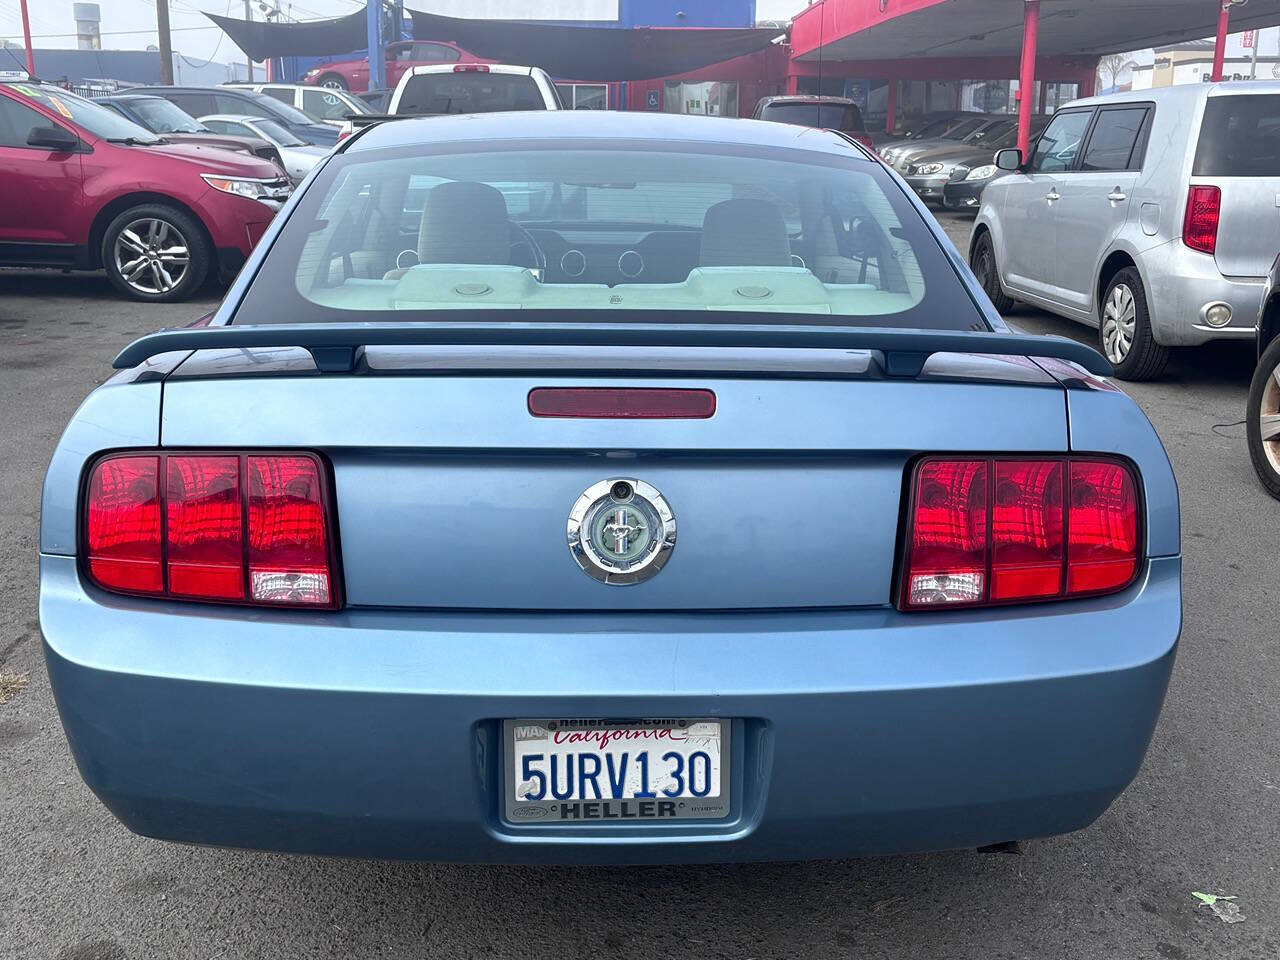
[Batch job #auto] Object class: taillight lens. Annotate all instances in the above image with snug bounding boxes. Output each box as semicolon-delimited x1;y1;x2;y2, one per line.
454;63;489;72
86;455;162;595
83;451;337;608
852;132;875;150
900;456;1139;610
1183;184;1220;255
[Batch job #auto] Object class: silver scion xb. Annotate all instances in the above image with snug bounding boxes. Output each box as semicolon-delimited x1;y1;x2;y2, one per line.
970;83;1279;380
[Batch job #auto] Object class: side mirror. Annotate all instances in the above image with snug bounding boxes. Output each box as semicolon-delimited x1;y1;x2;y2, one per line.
27;125;80;152
994;148;1023;171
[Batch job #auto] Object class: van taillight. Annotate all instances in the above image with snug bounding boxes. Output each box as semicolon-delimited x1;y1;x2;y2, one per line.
84;452;337;608
852;133;875;150
1183;185;1221;255
899;457;1140;610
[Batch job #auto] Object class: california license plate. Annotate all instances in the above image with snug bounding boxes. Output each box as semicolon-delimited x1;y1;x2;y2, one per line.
504;718;730;823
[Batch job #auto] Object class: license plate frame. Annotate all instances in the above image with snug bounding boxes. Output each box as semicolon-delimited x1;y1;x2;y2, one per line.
503;718;731;824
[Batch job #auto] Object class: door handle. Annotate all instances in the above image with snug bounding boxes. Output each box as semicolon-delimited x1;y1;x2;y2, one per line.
1108;189;1128;202
1045;190;1060;202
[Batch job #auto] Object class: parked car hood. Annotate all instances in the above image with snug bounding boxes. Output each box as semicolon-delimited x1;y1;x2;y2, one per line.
160;131;273;154
141;141;283;178
906;142;1004;168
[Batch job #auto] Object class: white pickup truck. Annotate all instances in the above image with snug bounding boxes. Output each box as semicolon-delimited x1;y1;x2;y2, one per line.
338;63;562;141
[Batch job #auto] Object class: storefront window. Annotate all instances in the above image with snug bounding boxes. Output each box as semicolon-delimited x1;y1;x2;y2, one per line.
556;83;609;110
663;81;739;117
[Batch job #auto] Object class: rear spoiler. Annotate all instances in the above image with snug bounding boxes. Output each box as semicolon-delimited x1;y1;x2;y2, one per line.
112;322;1113;378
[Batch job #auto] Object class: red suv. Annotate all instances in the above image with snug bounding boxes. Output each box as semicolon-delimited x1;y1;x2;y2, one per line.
0;80;292;302
302;40;489;93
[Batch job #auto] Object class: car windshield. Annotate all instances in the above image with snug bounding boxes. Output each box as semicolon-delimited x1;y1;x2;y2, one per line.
762;102;863;131
942;117;988;140
396;73;545;114
126;97;204;134
15;84;159;142
909;116;955;138
252;118;305;146
963;119;1015;144
234;140;979;330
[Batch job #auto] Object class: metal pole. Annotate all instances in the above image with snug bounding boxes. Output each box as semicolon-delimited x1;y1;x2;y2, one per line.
1016;0;1040;159
1211;1;1229;82
245;0;254;80
1250;29;1260;79
156;0;174;84
884;78;897;134
367;0;385;90
18;0;36;75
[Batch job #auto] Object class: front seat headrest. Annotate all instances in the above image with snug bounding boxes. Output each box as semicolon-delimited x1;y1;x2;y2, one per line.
699;198;792;268
418;181;510;265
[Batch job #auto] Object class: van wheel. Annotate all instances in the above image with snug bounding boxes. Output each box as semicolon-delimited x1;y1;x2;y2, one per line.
970;232;1015;314
101;204;211;303
1100;267;1168;381
318;74;349;91
1247;335;1280;500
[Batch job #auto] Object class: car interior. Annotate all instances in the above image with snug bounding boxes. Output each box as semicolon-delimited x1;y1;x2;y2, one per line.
297;156;926;316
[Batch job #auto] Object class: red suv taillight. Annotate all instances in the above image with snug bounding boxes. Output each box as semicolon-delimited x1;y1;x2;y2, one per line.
1183;185;1221;255
899;456;1140;610
852;132;875;150
84;452;338;608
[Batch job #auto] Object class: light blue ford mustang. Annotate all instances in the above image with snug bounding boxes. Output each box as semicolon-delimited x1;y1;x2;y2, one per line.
40;111;1180;864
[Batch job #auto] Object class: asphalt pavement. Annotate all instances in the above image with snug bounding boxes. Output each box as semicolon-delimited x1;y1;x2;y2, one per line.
2;221;1278;959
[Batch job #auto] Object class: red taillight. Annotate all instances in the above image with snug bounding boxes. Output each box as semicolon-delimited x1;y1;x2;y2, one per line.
852;132;875;150
528;387;716;419
1183;184;1220;255
900;457;1140;610
454;64;489;72
84;452;337;608
86;455;162;595
166;455;243;599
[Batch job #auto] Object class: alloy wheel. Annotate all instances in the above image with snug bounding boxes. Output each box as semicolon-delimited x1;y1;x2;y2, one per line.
1101;282;1137;364
113;218;190;296
321;78;345;90
1260;359;1280;474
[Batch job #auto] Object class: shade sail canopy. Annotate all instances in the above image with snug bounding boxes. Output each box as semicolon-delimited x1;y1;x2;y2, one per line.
206;8;373;60
207;6;784;80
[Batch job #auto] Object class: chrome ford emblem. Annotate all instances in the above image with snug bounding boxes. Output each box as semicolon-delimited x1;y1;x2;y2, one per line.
567;478;676;585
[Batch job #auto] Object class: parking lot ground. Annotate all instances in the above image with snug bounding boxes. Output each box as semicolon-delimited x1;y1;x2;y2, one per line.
3;261;1280;960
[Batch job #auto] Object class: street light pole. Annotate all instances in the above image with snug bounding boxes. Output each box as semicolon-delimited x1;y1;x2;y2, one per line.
18;0;36;76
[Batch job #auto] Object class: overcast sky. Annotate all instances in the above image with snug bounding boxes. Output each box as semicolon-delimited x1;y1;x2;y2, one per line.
1;0;802;64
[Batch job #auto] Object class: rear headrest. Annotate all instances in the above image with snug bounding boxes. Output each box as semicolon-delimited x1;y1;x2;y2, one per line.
699;198;792;268
418;181;510;265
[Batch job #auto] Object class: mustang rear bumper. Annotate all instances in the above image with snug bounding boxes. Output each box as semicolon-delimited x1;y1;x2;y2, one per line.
41;553;1180;864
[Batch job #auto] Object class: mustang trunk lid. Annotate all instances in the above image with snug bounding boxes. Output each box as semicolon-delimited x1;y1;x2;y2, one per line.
159;348;1068;610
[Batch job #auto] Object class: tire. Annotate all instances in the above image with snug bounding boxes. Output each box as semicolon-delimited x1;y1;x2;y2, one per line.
101;203;212;303
1246;335;1280;500
970;231;1015;314
1099;267;1169;381
317;73;349;91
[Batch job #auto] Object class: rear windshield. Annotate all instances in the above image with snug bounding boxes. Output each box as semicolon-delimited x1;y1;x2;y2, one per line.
1194;94;1280;177
232;140;982;330
761;102;865;132
396;73;545;114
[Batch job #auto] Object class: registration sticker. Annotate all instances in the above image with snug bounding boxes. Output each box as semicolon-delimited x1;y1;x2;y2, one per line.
504;718;730;823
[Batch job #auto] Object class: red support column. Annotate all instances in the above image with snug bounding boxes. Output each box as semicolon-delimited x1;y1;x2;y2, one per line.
19;0;36;76
1211;1;1230;82
1017;0;1040;160
885;79;898;134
